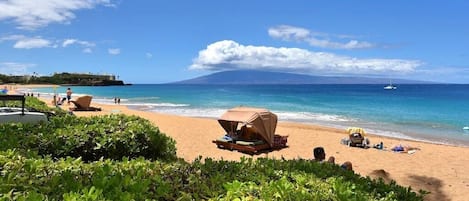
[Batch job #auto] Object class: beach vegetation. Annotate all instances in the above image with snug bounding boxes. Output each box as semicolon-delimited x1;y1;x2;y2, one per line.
0;72;126;86
0;114;177;162
0;151;425;200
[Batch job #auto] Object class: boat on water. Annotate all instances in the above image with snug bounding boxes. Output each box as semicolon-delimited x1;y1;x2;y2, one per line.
384;80;397;90
0;95;48;124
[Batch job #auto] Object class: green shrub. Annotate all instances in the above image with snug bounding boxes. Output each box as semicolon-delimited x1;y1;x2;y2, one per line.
0;151;425;201
0;114;177;162
0;150;177;200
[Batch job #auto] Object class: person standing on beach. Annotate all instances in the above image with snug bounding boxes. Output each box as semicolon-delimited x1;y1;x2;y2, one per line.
66;88;73;105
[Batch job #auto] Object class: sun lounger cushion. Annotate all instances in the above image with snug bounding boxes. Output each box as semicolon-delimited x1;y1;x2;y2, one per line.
236;140;265;146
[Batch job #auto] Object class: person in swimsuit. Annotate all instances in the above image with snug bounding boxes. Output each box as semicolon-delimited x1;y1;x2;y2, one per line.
66;88;72;105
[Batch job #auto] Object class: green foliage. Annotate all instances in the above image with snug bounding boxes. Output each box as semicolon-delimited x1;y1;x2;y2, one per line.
0;151;175;200
0;114;177;162
0;151;425;201
0;73;119;85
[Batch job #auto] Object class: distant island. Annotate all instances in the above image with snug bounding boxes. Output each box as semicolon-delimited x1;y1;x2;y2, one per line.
172;70;435;84
0;72;130;86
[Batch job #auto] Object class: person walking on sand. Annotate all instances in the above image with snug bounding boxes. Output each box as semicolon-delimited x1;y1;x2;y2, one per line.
66;88;73;105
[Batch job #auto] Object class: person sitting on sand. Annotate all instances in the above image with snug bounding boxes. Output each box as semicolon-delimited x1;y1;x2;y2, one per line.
313;147;353;171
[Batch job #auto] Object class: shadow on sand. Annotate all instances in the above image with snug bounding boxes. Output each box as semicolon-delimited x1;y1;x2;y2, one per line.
407;175;448;201
368;170;446;201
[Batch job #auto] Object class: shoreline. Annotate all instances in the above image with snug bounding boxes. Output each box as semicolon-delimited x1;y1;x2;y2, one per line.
6;84;469;200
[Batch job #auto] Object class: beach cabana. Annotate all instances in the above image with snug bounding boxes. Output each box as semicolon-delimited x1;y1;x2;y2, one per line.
213;106;287;154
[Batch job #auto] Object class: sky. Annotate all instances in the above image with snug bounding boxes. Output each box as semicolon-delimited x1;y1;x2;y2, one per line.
0;0;468;84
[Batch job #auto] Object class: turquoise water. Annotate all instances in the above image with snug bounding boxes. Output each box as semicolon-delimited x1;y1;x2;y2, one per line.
27;84;469;146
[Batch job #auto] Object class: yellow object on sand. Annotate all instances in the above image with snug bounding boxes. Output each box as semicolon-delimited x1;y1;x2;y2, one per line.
346;127;366;136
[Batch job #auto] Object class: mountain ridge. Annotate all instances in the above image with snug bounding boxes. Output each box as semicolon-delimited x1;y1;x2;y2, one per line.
172;70;435;84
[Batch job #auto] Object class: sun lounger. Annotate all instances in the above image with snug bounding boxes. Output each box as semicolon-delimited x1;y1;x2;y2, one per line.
212;134;288;154
212;139;271;154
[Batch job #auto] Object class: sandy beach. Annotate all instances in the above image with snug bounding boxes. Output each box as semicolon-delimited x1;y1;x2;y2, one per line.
4;84;469;201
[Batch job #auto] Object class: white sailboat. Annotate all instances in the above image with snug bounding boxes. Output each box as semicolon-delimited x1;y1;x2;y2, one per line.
384;80;397;90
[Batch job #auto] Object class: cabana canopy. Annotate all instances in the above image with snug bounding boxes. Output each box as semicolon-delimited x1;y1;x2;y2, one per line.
218;107;278;147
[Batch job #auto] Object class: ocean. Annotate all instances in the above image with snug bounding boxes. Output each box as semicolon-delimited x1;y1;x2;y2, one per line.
26;84;469;146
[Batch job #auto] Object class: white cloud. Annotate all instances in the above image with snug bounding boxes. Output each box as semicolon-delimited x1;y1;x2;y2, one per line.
0;0;114;30
0;34;24;41
1;35;97;51
146;52;153;58
13;37;52;49
268;25;375;49
83;48;92;53
62;38;95;47
63;38;95;53
0;62;35;75
62;39;76;47
190;40;422;76
108;48;120;55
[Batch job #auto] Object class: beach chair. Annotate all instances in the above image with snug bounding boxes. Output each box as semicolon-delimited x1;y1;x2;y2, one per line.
346;127;369;148
70;95;102;111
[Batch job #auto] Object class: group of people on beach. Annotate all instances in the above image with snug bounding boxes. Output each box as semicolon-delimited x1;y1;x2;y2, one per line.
24;92;39;97
312;142;420;173
114;97;121;104
52;87;73;106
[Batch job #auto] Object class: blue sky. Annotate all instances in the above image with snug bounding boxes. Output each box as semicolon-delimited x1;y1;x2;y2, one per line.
1;0;468;84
